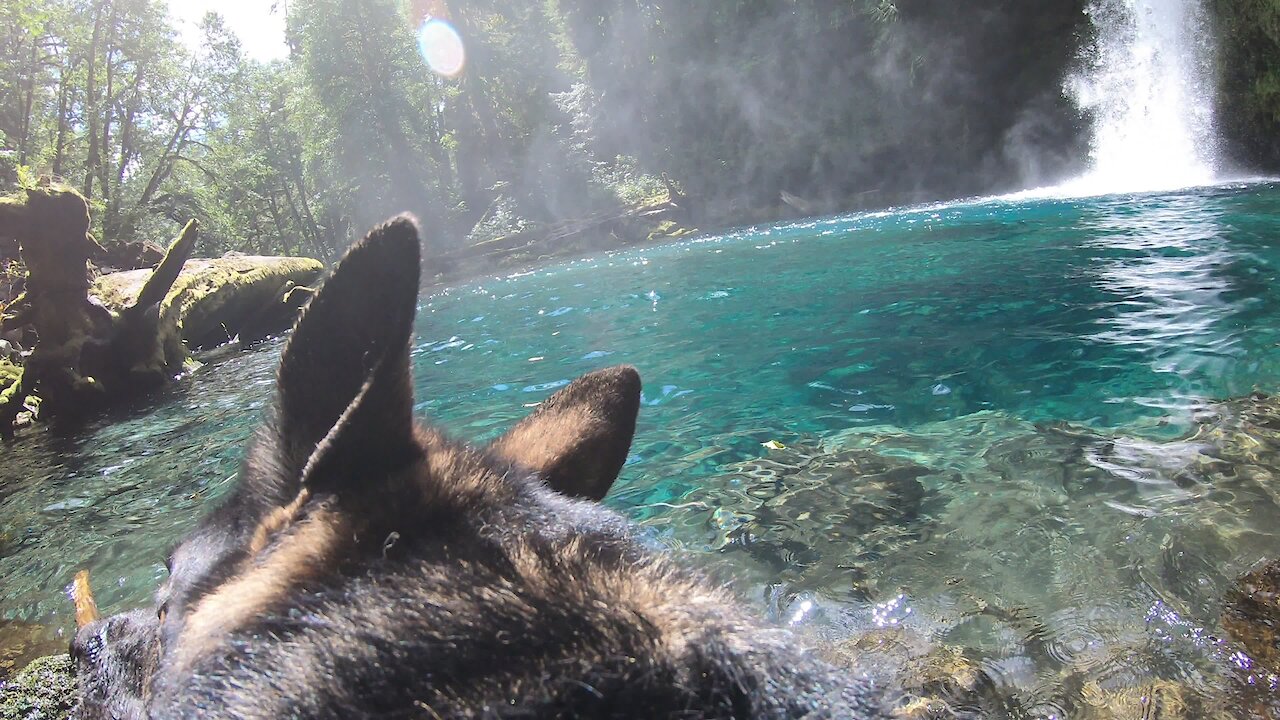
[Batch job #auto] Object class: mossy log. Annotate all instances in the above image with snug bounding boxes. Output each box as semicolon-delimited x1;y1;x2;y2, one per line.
432;198;697;284
92;254;324;356
0;184;322;436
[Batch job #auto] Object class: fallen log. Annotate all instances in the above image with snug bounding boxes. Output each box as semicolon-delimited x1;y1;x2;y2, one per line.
0;184;322;436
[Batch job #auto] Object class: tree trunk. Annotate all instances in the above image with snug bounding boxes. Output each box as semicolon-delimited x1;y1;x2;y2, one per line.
259;113;325;258
265;190;293;254
98;1;119;205
96;1;122;235
291;177;327;256
82;0;108;199
17;37;38;166
51;56;72;177
114;93;196;241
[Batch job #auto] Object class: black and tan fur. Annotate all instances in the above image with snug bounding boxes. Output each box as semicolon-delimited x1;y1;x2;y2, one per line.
71;216;889;718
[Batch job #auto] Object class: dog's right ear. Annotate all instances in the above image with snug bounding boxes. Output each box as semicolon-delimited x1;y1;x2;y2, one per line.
264;215;422;497
489;366;641;501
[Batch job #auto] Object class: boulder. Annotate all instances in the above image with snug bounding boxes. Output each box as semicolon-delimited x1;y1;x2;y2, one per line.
0;654;75;720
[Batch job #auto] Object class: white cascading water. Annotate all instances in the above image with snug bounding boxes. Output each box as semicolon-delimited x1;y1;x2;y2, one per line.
1063;0;1219;194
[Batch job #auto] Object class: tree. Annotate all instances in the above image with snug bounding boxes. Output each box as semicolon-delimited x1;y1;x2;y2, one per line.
289;0;448;241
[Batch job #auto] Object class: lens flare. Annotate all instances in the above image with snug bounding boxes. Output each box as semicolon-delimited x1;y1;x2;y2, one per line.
417;18;465;78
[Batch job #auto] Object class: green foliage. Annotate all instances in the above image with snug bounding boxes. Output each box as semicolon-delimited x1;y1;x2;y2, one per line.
465;188;533;245
593;156;665;207
13;165;37;190
290;0;447;236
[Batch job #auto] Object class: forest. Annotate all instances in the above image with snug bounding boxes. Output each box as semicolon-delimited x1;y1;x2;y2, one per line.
1;0;1280;268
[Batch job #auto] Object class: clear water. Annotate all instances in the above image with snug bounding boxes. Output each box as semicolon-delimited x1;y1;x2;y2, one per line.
4;182;1280;713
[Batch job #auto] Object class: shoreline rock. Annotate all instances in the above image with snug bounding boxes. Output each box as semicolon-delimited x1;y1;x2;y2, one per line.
0;654;75;720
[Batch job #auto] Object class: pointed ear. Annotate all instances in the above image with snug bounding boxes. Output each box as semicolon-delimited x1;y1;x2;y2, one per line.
489;366;641;501
271;215;422;492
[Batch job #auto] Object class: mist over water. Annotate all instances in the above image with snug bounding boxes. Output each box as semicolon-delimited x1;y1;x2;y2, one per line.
1056;0;1220;196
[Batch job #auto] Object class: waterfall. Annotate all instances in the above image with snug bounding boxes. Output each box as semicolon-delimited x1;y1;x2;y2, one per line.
1064;0;1219;194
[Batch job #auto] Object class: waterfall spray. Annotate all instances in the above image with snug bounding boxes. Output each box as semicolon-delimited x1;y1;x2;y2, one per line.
1065;0;1219;194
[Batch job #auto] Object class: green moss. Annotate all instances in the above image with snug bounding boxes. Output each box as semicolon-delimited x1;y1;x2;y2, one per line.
0;361;19;392
0;655;76;720
645;220;698;244
0;366;22;407
92;255;324;357
0;182;81;203
1215;0;1280;163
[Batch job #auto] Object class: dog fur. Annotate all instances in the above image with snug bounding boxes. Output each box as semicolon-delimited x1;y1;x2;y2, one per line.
70;216;889;719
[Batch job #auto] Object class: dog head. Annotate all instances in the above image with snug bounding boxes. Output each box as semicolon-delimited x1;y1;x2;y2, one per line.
71;216;645;714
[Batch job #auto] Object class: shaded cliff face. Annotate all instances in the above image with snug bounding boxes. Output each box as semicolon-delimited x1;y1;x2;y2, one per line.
555;0;1091;212
1213;0;1280;171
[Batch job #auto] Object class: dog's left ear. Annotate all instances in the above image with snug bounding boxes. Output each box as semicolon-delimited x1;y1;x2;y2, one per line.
489;366;641;501
273;215;422;494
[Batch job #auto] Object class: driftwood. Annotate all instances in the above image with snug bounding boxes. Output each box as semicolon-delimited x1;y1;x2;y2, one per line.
432;197;697;284
0;185;322;436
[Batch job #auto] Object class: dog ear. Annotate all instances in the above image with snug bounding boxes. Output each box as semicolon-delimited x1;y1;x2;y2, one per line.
489;366;641;501
271;215;422;493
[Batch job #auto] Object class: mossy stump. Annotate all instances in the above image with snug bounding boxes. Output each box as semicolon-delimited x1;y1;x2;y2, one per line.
0;187;111;430
0;184;323;436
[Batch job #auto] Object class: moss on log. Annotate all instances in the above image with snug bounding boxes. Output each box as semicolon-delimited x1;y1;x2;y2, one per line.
0;360;18;392
92;254;324;356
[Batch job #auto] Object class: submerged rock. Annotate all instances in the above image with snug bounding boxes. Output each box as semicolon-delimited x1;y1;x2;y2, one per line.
826;628;992;719
1223;557;1280;676
978;395;1280;703
817;403;1280;716
987;393;1280;501
680;442;934;599
1077;679;1206;720
0;654;75;720
1181;393;1280;504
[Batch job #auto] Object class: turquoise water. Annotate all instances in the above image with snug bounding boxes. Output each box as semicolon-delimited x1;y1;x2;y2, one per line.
5;182;1280;712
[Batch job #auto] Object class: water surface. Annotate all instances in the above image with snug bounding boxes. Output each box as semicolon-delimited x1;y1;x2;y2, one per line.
4;182;1280;713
